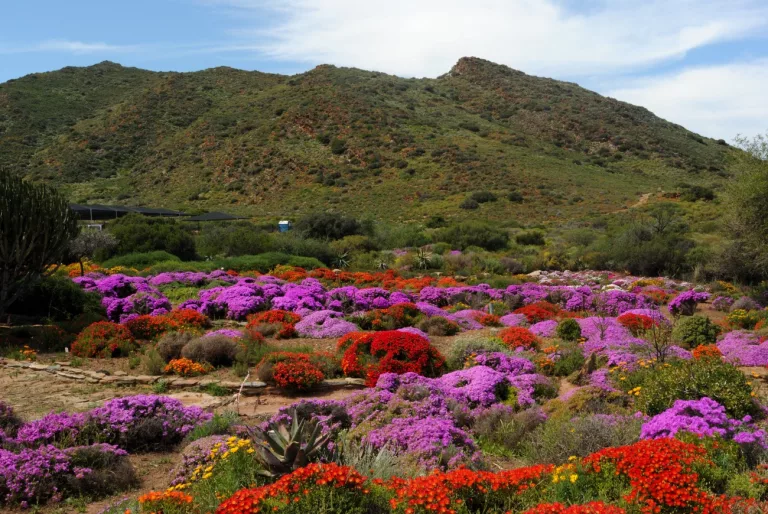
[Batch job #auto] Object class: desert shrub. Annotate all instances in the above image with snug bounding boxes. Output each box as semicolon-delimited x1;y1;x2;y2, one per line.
100;250;181;269
470;191;497;203
507;191;524;203
731;296;762;312
515;231;546;246
459;197;479;210
474;406;545;456
672;315;721;348
105;215;196;261
417;316;461;337
142;347;166;375
156;331;195;362
433;221;509;251
63;444;139;499
295;212;362;241
71;322;137;358
7;275;105;322
626;358;758;418
0;400;23;437
447;335;511;370
680;184;716;202
545;387;631;419
555;318;582;342
521;413;643;464
181;336;241;367
552;348;586;376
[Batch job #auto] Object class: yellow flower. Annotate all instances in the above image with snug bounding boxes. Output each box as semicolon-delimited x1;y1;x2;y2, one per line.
203;473;213;480
570;474;578;483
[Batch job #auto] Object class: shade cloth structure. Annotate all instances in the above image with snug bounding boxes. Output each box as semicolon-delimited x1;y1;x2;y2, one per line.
69;204;187;220
183;211;249;222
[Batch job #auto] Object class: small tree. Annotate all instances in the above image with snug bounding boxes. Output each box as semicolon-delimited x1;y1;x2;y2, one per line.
0;171;79;320
69;230;118;276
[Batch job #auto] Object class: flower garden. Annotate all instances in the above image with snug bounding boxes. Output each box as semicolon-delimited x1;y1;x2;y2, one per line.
2;265;768;513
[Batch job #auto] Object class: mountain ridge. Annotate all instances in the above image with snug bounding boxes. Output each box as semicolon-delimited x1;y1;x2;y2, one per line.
0;57;731;223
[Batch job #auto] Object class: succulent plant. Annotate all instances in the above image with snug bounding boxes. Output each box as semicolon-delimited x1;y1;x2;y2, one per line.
247;410;330;477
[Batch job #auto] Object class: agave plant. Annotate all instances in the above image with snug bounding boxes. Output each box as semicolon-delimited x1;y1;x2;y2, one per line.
247;410;331;477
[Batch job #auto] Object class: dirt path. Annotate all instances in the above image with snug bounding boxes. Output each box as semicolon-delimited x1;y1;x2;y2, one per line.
613;192;652;213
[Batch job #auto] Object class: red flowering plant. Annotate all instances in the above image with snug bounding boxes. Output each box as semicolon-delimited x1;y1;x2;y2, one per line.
339;330;445;386
385;465;553;514
245;310;300;339
473;312;502;327
164;357;213;377
255;351;333;391
71;321;137;358
215;463;372;514
124;314;171;340
500;327;540;351
616;313;656;336
522;502;627;514
515;301;562;323
272;360;325;391
165;308;211;332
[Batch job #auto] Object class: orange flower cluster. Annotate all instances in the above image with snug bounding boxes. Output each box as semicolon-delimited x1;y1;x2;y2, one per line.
164;358;213;377
473;313;502;326
245;310;300;339
756;319;765;331
215;463;367;514
522;502;626;514
360;302;422;330
138;490;193;513
124;309;211;341
499;327;539;351
583;438;725;514
385;465;553;514
692;344;723;361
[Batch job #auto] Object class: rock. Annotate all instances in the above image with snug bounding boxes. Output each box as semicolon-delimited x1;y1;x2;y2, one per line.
219;381;244;389
56;371;85;380
55;361;72;366
135;375;158;384
170;379;199;388
113;371;128;377
167;392;231;410
82;371;107;380
5;360;30;368
46;364;62;372
29;363;49;371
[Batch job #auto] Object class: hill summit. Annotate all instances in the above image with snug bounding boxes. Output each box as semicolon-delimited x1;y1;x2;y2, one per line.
0;58;729;222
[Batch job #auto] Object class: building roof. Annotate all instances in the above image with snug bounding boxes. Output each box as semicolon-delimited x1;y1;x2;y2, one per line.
69;204;187;220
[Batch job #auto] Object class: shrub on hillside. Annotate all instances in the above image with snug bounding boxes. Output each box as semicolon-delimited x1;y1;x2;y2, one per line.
196;222;274;258
470;191;497;203
507;191;524;203
181;336;241;367
459;197;479;210
295;212;362;241
672;315;721;348
515;231;546;246
417;316;461;337
71;322;137;358
447;335;511;370
433;221;509;251
156;331;195;362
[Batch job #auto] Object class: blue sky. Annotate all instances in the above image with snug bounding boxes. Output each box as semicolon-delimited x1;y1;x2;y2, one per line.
2;0;767;140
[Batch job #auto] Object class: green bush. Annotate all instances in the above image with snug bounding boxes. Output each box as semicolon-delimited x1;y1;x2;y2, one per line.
507;191;524;203
295;212;362;241
515;231;546;246
433;222;509;251
417;316;461;337
196;222;274;257
181;336;241;367
552;348;586;377
101;250;180;269
627;358;757;418
555;318;582;342
459;198;479;210
672;315;721;348
470;191;497;203
105;214;196;261
8;275;105;322
521;413;642;464
447;335;512;370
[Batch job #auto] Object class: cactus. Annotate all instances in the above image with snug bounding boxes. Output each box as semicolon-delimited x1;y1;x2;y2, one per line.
247;410;331;477
0;171;79;319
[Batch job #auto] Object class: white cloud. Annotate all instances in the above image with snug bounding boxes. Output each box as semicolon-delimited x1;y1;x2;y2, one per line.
607;60;768;141
216;0;768;78
0;40;136;55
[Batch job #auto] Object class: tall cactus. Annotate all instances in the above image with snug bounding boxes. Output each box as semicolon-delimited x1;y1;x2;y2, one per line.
0;171;79;320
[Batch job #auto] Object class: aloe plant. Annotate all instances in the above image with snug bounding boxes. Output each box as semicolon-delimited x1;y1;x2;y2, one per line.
248;410;331;477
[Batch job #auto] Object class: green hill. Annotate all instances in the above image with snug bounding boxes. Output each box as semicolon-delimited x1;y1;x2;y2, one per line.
0;57;732;224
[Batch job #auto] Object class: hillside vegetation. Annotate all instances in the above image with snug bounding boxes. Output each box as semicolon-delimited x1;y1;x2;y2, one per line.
0;57;732;223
